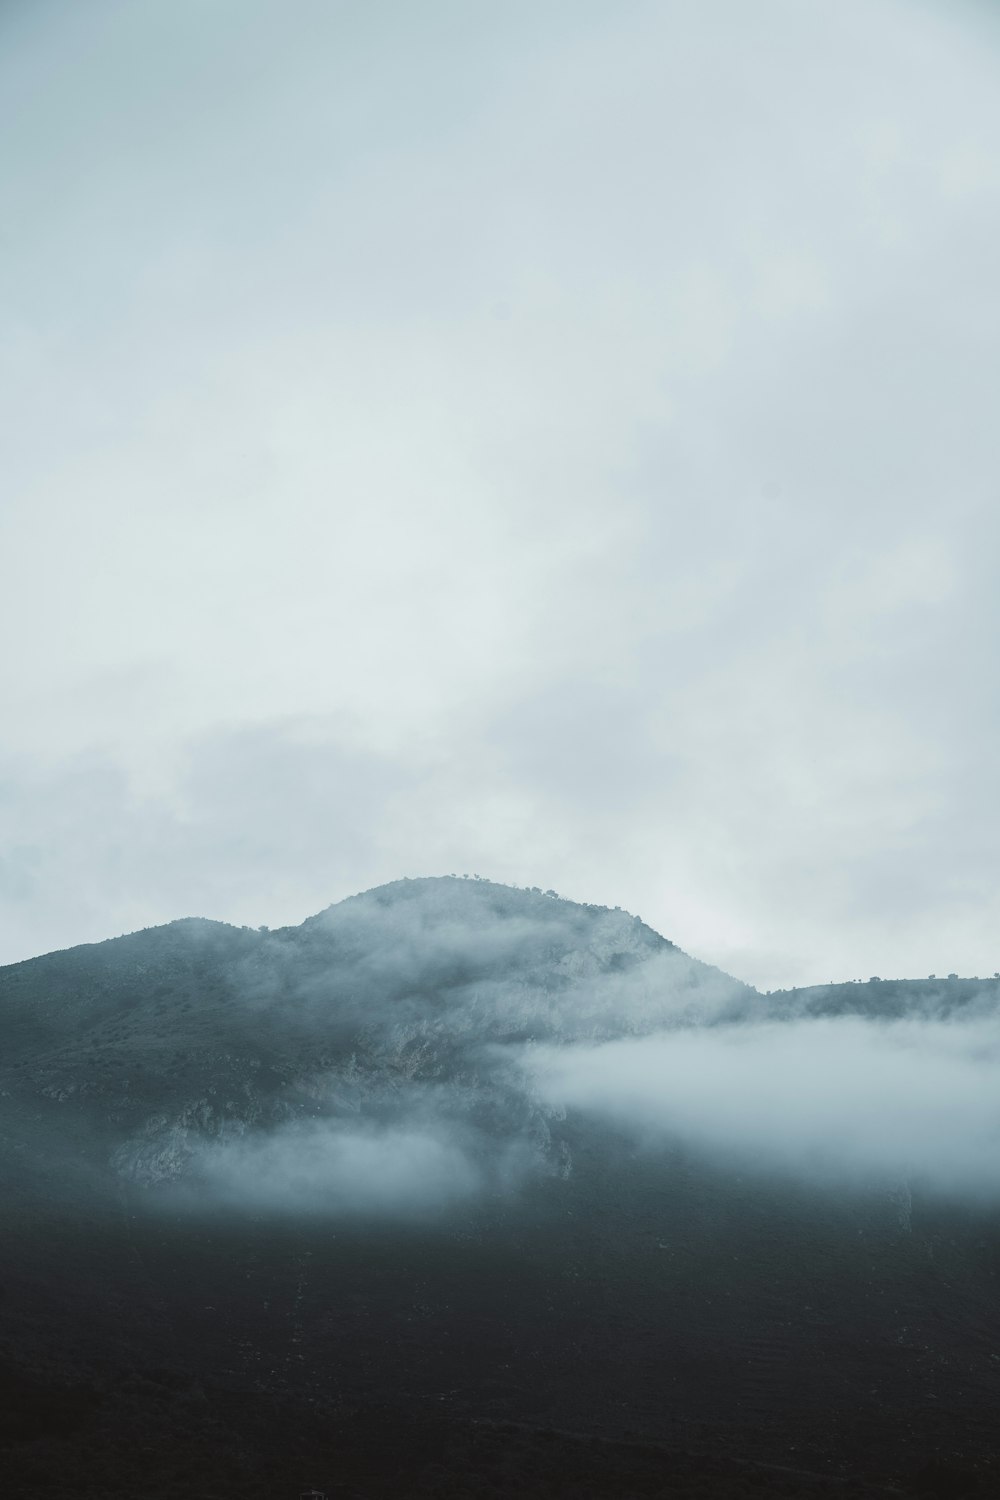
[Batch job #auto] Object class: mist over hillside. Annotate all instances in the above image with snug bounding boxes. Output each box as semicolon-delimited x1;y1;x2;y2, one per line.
5;876;998;1212
2;877;999;1497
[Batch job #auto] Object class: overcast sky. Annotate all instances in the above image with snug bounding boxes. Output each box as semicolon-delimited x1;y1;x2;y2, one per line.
2;0;999;988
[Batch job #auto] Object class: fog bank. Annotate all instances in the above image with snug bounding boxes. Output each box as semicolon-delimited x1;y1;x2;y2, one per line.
527;1012;1000;1198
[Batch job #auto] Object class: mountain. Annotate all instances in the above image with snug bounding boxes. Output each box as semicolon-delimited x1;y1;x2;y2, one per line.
1;877;998;1498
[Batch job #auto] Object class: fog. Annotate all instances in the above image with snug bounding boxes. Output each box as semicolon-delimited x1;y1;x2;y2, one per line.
526;1011;1000;1199
194;1121;482;1217
175;1000;1000;1215
273;879;756;1043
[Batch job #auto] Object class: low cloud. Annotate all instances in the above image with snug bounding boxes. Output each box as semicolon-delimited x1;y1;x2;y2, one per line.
80;883;1000;1215
525;1014;1000;1199
193;1121;482;1217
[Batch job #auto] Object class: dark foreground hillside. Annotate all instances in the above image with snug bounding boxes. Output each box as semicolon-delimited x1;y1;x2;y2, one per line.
1;878;998;1497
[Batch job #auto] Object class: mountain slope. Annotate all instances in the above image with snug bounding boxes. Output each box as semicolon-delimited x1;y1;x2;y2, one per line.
1;877;998;1498
1;877;753;1200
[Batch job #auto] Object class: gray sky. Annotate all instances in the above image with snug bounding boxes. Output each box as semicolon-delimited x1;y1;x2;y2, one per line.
3;0;999;988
